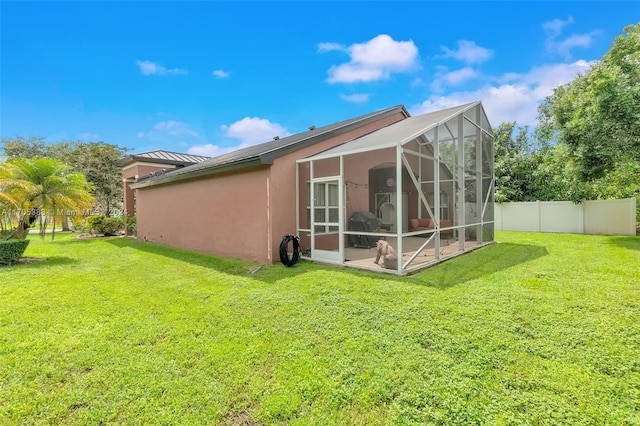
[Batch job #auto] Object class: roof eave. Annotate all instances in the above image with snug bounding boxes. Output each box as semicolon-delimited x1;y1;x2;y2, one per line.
115;156;136;167
115;156;199;168
130;157;263;189
259;105;409;164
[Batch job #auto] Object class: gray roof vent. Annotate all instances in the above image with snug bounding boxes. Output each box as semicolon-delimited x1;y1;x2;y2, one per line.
273;136;280;140
309;125;316;131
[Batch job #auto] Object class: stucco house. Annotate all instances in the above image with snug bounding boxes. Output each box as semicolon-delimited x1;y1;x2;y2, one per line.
117;102;495;275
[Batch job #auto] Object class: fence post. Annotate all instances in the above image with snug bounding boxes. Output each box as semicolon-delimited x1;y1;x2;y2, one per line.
630;197;637;235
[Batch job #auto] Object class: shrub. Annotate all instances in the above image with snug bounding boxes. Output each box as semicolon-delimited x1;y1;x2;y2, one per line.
124;214;136;234
84;215;124;236
0;239;30;265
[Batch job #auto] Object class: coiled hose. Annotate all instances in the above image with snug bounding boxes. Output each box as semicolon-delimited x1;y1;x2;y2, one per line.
279;235;300;267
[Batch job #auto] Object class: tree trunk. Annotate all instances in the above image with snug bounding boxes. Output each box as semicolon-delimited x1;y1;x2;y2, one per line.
61;216;70;231
11;212;39;239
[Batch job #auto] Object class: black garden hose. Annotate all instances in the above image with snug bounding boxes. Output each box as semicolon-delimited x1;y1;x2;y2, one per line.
279;235;300;267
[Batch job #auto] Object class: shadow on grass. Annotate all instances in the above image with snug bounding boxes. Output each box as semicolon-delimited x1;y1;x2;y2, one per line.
606;235;640;251
52;235;118;245
103;237;315;283
401;242;548;289
255;242;548;288
100;237;548;287
44;256;79;266
1;256;78;270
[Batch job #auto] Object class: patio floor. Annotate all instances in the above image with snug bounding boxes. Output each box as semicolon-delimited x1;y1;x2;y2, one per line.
337;236;486;273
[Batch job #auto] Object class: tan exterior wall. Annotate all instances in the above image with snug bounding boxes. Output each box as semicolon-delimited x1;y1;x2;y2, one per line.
136;166;271;263
122;164;176;235
269;111;406;261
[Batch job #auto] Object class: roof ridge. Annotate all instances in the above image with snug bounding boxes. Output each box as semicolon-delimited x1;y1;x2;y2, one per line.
257;105;408;157
130;149;210;158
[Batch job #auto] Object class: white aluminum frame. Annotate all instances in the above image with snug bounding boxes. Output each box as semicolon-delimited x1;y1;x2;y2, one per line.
296;102;495;275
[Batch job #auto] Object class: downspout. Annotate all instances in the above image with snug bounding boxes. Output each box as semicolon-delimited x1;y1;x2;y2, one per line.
434;125;440;260
266;176;272;262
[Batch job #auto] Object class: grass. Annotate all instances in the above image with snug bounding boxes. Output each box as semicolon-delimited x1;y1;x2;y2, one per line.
0;232;638;425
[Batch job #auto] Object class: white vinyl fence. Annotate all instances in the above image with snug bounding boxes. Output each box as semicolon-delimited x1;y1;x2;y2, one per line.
495;198;637;236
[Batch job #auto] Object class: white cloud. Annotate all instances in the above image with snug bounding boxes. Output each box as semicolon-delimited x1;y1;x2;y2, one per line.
542;16;598;59
153;120;199;137
339;93;372;103
328;66;386;84
212;69;230;78
499;72;521;84
138;119;200;144
78;132;98;140
442;67;478;85
317;42;345;52
542;16;574;38
187;117;291;158
221;117;291;146
412;60;592;126
321;34;419;83
553;33;596;58
440;40;493;64
430;66;478;93
519;60;592;99
136;60;188;76
187;144;233;157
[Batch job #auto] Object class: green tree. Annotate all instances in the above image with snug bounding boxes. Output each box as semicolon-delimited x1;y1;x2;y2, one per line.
0;158;93;239
493;122;538;202
1;136;77;161
539;23;640;180
1;136;48;159
0;165;23;232
493;121;591;203
67;142;128;216
1;137;129;216
529;144;591;202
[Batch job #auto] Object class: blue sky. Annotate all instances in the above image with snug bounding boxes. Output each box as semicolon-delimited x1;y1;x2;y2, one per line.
1;1;638;158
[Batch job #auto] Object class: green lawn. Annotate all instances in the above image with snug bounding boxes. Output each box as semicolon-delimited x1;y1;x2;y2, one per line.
1;232;638;425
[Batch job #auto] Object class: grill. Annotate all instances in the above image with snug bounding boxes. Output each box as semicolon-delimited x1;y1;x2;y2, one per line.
348;211;381;248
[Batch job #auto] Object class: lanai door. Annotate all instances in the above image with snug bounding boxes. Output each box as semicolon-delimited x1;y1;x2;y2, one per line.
310;176;343;263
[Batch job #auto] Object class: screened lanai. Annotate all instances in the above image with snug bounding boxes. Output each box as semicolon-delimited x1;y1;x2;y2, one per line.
296;102;495;275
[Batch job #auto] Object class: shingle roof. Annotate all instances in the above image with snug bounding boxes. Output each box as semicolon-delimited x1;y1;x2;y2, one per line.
131;105;409;188
115;150;210;167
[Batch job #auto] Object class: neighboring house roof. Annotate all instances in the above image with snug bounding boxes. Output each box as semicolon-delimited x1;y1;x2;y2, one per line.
131;105;409;189
115;150;210;168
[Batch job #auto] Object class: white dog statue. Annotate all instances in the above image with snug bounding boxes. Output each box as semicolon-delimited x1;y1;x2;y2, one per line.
374;239;398;270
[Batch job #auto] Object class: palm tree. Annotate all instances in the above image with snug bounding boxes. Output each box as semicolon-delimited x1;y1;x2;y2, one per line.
0;158;93;239
0;162;23;235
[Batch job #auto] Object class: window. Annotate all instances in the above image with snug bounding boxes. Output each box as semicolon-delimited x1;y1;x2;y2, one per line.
429;192;450;220
307;182;339;233
440;192;450;220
